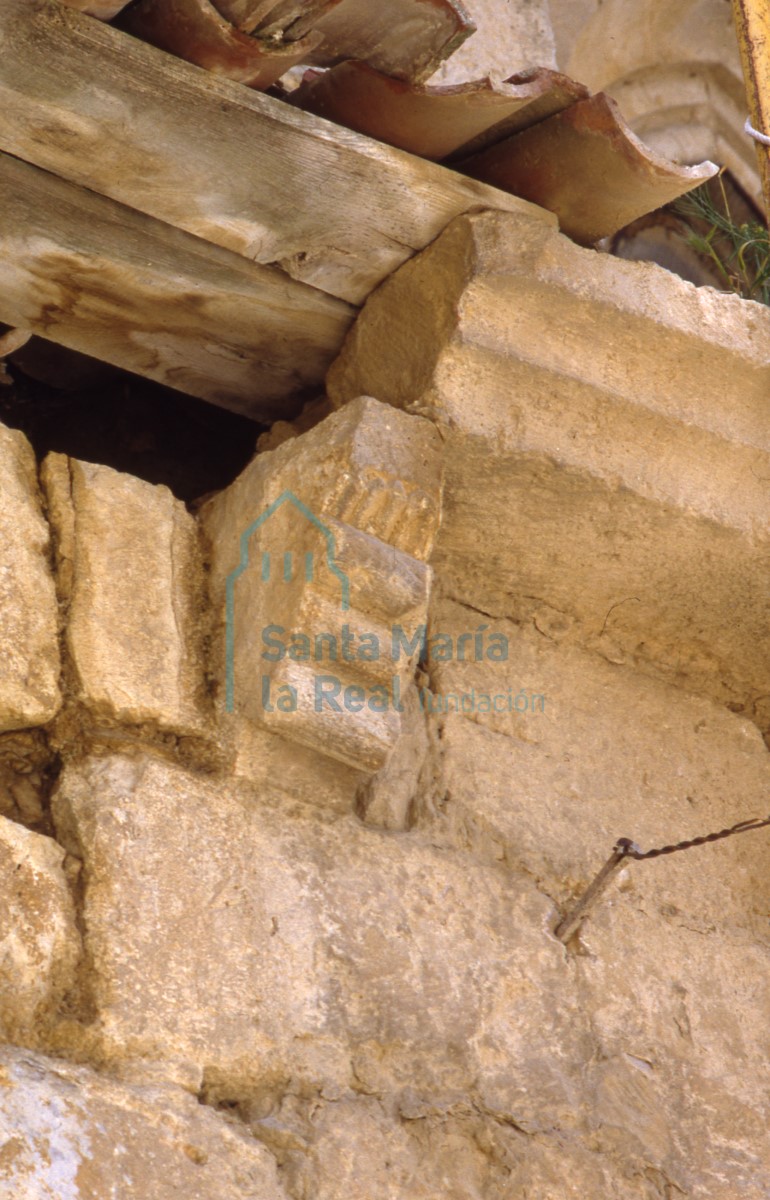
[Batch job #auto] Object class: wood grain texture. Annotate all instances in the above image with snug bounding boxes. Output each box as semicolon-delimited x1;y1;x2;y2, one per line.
0;0;552;305
0;152;354;420
58;0;131;17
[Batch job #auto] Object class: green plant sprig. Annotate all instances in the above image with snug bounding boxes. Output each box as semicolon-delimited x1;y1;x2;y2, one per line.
673;173;770;305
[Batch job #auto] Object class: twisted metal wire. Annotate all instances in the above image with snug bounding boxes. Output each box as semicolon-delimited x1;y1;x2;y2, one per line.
614;814;770;861
555;813;770;943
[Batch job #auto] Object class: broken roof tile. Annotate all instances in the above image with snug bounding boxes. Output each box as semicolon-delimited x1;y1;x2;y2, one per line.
210;0;343;37
457;92;718;244
290;61;588;161
189;0;474;83
302;0;475;83
122;0;322;89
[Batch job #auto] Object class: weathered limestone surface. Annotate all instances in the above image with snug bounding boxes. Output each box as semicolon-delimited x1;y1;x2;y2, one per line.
0;730;52;831
550;0;741;87
423;597;770;939
413;598;770;1197
0;818;79;1042
328;210;770;725
250;1091;643;1199
0;1045;288;1200
0;425;60;731
52;752;587;1121
202;396;443;775
2;135;770;1194
51;745;770;1196
223;723;367;816
42;454;210;743
354;678;431;830
427;0;558;83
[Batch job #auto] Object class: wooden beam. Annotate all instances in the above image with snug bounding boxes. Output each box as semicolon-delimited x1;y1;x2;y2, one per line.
0;152;354;420
0;0;552;305
731;0;770;217
59;0;131;17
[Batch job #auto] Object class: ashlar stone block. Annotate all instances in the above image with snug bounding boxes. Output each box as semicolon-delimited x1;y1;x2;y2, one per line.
328;210;770;721
426;597;770;939
42;454;209;742
0;817;79;1041
0;423;60;730
0;1045;288;1200
201;396;443;773
52;752;586;1125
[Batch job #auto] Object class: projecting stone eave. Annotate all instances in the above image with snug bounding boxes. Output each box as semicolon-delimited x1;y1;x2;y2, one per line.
327;209;770;728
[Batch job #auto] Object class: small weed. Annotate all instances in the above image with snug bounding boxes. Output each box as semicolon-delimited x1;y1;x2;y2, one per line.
673;173;770;304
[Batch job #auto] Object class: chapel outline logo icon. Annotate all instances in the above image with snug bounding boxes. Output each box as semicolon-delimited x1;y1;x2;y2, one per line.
225;490;350;712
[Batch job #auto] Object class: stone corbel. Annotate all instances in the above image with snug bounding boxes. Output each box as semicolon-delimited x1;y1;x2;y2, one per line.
201;395;444;773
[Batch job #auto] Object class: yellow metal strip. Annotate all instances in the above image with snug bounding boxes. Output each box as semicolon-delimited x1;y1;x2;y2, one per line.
731;0;770;218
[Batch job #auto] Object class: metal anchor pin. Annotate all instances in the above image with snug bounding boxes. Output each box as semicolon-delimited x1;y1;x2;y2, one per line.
554;838;637;945
554;815;770;944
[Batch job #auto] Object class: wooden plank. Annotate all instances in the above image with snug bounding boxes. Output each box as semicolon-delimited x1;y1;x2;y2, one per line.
0;152;354;420
0;0;552;306
59;0;131;17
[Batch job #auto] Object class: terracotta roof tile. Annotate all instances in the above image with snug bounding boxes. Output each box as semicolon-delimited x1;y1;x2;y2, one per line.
119;0;717;241
295;0;474;82
123;0;321;88
457;92;718;244
289;61;588;160
124;0;474;86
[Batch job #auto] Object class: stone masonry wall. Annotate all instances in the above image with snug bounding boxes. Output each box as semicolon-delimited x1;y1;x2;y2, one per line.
1;214;770;1199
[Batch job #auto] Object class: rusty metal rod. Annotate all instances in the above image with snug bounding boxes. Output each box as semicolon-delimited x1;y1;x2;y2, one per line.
554;838;636;944
555;815;770;944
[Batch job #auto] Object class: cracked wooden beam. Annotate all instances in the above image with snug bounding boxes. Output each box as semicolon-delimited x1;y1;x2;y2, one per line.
0;0;548;306
731;0;770;217
0;152;354;420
